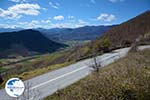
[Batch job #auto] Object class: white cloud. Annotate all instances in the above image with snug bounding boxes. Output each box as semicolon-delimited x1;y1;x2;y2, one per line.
17;17;51;28
50;23;73;28
53;15;64;20
31;20;39;24
0;23;19;28
27;20;40;28
8;4;40;15
78;19;88;25
42;7;48;11
109;0;124;3
0;3;41;19
41;20;51;23
74;19;89;27
51;19;89;28
97;13;116;22
49;2;59;9
0;18;89;29
18;20;42;28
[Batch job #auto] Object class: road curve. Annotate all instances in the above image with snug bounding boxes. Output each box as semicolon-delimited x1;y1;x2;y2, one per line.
0;46;150;100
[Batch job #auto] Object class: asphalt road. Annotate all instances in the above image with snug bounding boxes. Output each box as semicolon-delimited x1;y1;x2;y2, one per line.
0;46;150;100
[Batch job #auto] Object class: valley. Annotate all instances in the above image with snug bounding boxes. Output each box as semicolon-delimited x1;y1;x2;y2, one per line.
0;0;149;99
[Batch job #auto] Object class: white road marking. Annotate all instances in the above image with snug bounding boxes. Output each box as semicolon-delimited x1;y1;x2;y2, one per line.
30;66;88;90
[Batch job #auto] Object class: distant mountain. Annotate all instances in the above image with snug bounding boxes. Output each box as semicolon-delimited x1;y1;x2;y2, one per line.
0;28;23;33
0;25;115;42
101;11;150;47
0;29;67;58
37;25;115;41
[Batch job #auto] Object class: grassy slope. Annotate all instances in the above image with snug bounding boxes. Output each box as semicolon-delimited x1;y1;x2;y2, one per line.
45;49;150;100
0;51;75;89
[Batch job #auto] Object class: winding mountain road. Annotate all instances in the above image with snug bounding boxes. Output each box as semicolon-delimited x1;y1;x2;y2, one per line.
0;46;150;100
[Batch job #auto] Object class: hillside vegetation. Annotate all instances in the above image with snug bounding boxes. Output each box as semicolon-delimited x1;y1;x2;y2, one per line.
99;11;150;47
45;49;150;100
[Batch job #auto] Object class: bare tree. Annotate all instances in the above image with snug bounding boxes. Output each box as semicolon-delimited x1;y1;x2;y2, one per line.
76;44;83;61
130;39;139;52
90;50;102;72
130;35;142;52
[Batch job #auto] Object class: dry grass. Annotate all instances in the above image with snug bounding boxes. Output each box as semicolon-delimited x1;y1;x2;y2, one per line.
45;49;150;100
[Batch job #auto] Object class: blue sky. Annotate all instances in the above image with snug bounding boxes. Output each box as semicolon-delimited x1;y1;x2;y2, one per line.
0;0;149;29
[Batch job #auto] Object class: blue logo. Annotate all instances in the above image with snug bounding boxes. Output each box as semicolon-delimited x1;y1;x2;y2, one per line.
5;78;25;97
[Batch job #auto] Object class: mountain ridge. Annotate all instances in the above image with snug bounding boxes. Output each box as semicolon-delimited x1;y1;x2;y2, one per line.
36;25;116;41
0;29;67;58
